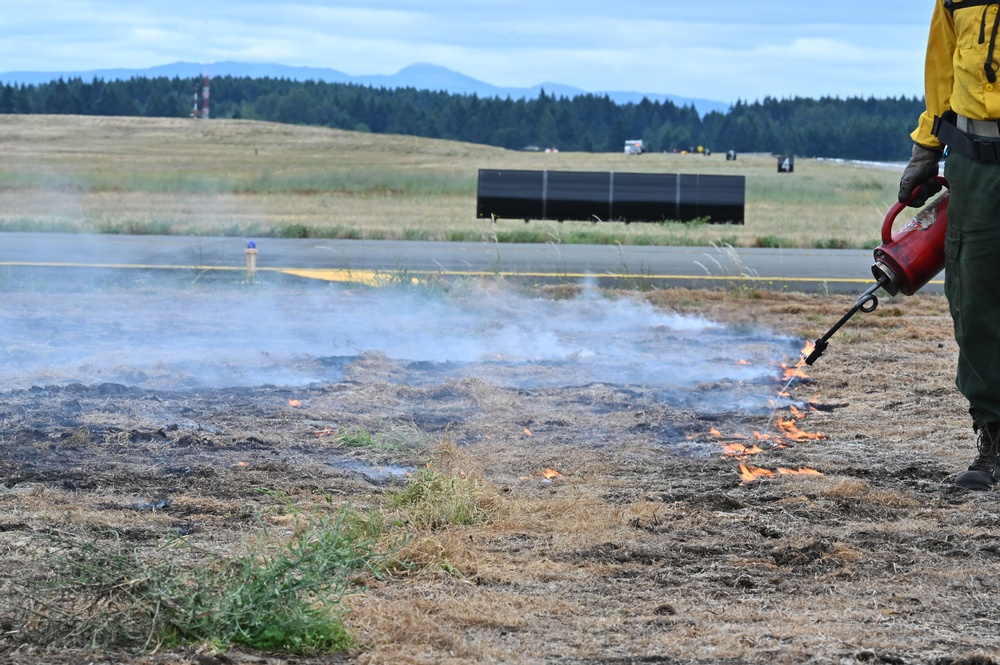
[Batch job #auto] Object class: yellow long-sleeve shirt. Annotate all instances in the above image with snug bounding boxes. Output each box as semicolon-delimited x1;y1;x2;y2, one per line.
913;0;1000;149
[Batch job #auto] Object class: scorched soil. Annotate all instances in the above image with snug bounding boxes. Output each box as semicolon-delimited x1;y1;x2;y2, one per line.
1;277;998;665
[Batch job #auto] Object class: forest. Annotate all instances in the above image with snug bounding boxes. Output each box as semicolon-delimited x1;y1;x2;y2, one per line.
0;75;927;161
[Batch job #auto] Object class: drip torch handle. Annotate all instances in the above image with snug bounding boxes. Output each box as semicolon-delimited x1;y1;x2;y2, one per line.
883;176;948;244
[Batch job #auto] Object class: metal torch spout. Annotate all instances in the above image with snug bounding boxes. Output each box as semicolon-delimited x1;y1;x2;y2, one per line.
803;276;891;366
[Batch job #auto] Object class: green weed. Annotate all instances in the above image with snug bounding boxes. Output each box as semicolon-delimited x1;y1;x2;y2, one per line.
336;424;433;455
494;228;549;243
387;467;492;530
12;506;395;655
338;426;376;448
812;238;852;249
402;228;431;241
97;219;174;236
279;223;311;238
755;235;788;249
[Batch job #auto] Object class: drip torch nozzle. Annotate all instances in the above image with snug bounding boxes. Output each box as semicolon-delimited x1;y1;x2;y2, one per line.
803;276;891;366
804;339;828;365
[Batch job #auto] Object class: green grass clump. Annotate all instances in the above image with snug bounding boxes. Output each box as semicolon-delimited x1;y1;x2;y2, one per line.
338;426;376;448
494;228;550;243
755;235;788;248
279;223;311;238
812;238;852;249
14;506;394;655
97;219;175;236
387;467;492;530
336;424;433;455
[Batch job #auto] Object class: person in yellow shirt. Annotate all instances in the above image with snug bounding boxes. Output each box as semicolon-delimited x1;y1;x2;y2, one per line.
900;0;1000;490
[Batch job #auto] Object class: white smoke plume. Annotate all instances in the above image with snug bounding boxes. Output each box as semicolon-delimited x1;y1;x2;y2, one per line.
0;276;799;412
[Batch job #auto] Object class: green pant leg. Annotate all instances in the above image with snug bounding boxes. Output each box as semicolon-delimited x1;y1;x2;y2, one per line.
944;151;1000;426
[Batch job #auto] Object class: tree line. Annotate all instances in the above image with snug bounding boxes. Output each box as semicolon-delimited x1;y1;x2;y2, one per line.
0;75;927;161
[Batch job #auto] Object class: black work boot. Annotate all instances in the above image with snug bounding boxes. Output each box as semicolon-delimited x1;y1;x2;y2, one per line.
955;423;1000;490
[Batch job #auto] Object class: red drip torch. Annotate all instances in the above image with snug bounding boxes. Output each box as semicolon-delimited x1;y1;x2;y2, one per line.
804;177;948;365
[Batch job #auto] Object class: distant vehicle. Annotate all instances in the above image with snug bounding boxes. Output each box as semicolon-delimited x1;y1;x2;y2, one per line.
624;139;644;155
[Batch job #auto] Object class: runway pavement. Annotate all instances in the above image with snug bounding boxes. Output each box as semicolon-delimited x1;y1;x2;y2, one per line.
0;232;944;295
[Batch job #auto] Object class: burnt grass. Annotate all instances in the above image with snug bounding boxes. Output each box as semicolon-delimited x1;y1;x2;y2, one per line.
1;282;1000;665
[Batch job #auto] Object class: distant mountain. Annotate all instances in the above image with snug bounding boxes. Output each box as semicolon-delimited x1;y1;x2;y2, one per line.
0;61;730;117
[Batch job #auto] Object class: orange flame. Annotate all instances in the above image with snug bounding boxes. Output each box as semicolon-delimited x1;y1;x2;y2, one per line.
519;468;564;481
288;399;301;407
722;443;764;457
781;363;810;381
740;463;822;483
739;463;775;482
523;427;533;437
777;467;822;476
776;415;825;441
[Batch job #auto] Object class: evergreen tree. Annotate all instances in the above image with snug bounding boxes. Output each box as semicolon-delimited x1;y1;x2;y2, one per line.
0;74;925;160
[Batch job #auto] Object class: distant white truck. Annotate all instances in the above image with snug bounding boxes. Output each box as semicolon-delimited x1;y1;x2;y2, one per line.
624;139;644;155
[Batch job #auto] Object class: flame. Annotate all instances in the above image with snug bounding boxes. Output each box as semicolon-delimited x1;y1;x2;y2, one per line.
288;399;301;407
722;443;764;457
523;427;533;437
781;363;810;382
740;463;822;483
709;427;723;438
739;463;775;482
776;415;825;441
725;342;827;483
312;427;333;437
737;359;752;366
777;467;822;476
519;468;564;481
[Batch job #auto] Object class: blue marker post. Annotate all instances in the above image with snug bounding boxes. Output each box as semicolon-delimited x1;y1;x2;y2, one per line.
245;240;258;281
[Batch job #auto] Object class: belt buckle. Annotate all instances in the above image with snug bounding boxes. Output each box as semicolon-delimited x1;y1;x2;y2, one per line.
976;117;1000;138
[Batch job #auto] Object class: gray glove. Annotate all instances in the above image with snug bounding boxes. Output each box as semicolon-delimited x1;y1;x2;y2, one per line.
898;143;943;206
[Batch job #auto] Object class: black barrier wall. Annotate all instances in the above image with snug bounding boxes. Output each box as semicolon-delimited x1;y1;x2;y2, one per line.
476;170;745;224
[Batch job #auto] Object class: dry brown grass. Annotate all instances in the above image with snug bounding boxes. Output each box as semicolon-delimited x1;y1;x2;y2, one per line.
3;284;1000;664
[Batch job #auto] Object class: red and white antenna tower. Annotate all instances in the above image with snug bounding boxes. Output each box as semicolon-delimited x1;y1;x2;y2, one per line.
201;74;211;119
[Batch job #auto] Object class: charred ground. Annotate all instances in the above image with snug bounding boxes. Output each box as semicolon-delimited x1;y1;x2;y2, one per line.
1;278;998;665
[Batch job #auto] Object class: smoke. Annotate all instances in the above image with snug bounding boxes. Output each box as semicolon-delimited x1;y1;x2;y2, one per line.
0;274;800;412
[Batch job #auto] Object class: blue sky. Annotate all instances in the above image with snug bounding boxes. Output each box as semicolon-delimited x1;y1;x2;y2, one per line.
1;1;934;102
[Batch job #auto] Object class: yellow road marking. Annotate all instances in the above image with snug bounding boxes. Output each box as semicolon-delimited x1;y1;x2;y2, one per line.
0;261;946;288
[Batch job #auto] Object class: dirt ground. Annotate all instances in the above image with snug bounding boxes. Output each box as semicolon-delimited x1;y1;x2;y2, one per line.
1;272;998;665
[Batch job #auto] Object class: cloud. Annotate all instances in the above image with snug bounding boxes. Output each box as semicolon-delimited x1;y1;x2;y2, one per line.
0;1;933;101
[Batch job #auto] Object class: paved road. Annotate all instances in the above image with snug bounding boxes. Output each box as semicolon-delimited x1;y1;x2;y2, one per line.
0;232;944;295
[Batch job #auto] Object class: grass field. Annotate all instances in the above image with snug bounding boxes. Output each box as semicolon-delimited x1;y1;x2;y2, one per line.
0;115;907;248
7;115;1000;665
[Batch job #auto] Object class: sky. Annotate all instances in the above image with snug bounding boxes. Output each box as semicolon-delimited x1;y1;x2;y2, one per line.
0;1;936;103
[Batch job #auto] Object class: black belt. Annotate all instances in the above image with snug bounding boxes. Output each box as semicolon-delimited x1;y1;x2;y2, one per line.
933;110;1000;162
